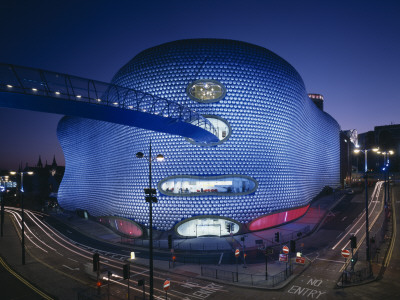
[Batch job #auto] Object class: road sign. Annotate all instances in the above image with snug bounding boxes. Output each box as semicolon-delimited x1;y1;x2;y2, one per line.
295;257;305;264
279;254;288;262
235;249;240;258
163;280;170;291
144;188;156;195
282;245;289;254
341;249;351;258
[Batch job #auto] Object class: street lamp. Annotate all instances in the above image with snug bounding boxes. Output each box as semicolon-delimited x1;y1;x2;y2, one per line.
377;150;394;209
1;176;7;237
10;170;34;265
387;151;394;204
343;138;352;187
136;140;164;300
353;146;378;269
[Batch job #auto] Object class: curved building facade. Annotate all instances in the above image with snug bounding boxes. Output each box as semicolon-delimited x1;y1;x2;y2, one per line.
57;39;340;237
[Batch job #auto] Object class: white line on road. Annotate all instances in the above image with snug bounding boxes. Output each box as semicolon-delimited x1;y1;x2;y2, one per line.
62;264;79;271
315;258;345;264
67;257;78;263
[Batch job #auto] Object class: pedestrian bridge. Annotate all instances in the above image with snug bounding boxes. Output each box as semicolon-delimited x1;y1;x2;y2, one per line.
0;63;218;143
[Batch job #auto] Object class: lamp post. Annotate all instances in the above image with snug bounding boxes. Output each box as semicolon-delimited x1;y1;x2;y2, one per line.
344;139;351;187
353;147;378;269
1;177;6;237
387;151;394;204
10;170;34;265
378;150;394;209
136;140;164;300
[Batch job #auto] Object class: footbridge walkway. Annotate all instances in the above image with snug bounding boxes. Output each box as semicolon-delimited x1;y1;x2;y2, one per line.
0;63;218;143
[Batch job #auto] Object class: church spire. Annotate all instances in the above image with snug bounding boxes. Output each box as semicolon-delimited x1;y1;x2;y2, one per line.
37;155;43;168
51;155;57;169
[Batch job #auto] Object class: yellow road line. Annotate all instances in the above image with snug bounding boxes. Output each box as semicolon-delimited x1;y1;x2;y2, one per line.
0;256;54;300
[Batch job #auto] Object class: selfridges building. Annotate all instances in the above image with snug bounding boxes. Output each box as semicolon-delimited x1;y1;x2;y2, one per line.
57;39;340;237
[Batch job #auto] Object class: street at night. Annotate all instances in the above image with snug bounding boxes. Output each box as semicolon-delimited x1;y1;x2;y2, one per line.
1;1;400;299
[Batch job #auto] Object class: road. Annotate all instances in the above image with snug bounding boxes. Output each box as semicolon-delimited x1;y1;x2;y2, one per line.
2;181;400;299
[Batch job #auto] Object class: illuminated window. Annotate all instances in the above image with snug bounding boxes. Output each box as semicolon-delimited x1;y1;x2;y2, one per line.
186;115;231;146
176;217;240;237
159;175;257;196
186;79;226;103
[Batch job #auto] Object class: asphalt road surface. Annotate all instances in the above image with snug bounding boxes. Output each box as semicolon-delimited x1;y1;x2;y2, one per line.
2;182;399;299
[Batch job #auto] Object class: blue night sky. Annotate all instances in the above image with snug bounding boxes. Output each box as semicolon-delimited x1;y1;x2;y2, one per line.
0;0;399;170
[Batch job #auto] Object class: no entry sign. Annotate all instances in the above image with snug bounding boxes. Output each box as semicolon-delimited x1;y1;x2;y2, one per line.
341;249;350;258
235;249;240;258
282;245;289;254
163;280;170;291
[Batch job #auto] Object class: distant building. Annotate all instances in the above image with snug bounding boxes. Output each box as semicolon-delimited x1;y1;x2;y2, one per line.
357;124;400;172
23;155;65;207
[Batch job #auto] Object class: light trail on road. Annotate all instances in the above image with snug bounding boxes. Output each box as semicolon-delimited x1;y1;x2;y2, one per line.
332;181;384;251
4;206;220;299
384;190;397;268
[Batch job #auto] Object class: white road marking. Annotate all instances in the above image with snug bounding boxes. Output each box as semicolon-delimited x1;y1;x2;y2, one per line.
62;264;79;271
67;257;78;262
315;258;344;264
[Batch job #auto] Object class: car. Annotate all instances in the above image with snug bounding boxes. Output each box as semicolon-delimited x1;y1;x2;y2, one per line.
346;189;354;195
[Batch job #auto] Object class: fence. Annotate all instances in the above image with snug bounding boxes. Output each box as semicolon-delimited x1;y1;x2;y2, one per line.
76;284;144;300
201;264;293;287
339;265;373;286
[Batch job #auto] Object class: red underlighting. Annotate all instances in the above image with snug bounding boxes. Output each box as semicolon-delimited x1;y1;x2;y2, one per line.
248;205;310;231
98;216;143;237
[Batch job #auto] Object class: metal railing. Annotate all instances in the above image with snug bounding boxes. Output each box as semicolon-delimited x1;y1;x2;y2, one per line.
339;265;373;286
0;63;217;139
201;264;293;287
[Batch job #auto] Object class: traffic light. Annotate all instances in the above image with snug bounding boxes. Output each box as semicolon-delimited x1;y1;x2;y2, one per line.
274;232;280;243
350;256;357;268
168;234;173;249
350;236;357;249
93;253;100;272
290;240;296;253
123;263;130;280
